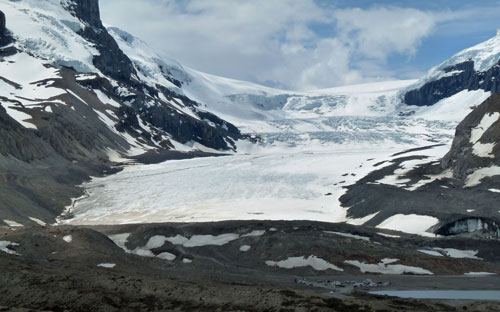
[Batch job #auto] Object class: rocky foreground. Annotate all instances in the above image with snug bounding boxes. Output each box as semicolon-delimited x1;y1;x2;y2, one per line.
1;220;500;311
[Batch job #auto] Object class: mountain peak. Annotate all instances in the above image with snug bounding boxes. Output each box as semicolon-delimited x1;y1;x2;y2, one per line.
62;0;102;28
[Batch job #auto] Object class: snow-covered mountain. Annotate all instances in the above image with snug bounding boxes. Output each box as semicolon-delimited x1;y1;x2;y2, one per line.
404;32;500;107
0;0;499;234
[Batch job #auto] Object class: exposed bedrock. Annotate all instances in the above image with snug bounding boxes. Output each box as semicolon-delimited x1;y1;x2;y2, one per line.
441;93;500;179
404;60;500;107
0;9;13;46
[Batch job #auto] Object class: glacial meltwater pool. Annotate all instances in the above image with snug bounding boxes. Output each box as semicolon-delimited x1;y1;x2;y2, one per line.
370;290;500;300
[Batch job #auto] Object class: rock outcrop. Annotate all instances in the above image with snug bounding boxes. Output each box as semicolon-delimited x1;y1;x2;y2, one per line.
61;0;240;149
0;9;12;46
404;60;500;107
441;93;500;179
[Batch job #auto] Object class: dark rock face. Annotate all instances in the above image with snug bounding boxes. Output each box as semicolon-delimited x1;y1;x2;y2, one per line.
0;10;5;34
0;9;12;46
60;0;239;150
79;26;137;82
441;93;500;179
63;0;136;82
62;0;102;28
0;105;50;162
404;60;500;107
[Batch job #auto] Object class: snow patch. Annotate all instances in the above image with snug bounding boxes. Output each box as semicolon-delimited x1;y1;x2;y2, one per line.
346;212;379;226
239;245;251;252
62;235;72;243
0;241;20;255
3;220;24;227
464;272;496;276
376;214;438;237
418;249;443;257
465;166;500;187
345;259;433;275
28;217;46;226
432;248;481;260
376;232;401;238
156;252;176;261
97;263;116;268
266;255;343;271
324;231;370;242
470;112;500;143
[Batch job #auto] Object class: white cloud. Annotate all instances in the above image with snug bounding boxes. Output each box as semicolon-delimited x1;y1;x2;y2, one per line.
99;1;450;90
333;7;439;59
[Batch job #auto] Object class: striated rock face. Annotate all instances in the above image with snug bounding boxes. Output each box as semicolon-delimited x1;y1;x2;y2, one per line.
59;0;240;149
0;106;50;162
62;0;102;28
63;0;136;82
0;10;5;33
0;9;11;46
404;60;500;107
441;93;500;179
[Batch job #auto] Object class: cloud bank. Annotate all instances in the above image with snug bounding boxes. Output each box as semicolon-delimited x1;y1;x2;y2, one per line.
99;0;491;90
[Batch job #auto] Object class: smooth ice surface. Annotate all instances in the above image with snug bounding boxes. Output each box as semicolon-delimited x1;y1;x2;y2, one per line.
266;255;343;271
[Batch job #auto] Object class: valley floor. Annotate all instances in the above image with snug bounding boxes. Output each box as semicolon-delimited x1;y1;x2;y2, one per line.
1;221;500;311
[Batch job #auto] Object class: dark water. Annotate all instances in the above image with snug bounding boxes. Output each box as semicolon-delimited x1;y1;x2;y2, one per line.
370;290;500;300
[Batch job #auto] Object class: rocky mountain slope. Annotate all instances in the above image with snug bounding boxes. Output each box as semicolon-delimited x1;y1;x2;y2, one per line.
0;0;499;236
404;33;500;107
341;94;500;238
0;0;242;225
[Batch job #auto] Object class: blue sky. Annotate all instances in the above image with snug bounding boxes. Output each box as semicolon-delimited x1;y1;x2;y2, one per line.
100;0;500;90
